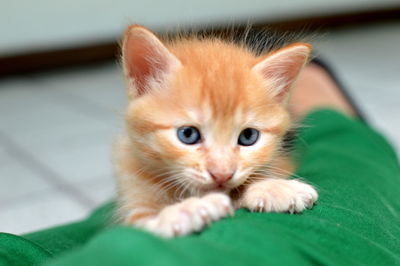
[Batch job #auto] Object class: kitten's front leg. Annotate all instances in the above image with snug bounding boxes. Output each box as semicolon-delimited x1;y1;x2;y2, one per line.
239;179;318;213
136;193;233;238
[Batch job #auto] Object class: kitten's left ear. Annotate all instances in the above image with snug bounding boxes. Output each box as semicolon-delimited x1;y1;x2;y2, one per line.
252;43;312;102
122;25;182;98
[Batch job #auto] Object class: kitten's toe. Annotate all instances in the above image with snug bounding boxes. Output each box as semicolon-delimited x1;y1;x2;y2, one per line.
288;199;296;214
198;207;212;225
202;193;234;218
294;181;318;210
172;222;183;236
253;198;268;212
143;193;233;238
241;179;318;214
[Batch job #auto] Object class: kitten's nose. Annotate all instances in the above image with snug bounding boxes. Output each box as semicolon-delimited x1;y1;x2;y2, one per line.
209;170;234;185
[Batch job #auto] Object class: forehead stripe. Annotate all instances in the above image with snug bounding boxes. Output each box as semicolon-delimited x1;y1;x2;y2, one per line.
152;124;173;130
261;127;282;135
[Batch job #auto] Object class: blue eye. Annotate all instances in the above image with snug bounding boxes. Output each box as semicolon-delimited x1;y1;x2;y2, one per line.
238;128;259;146
177;126;201;145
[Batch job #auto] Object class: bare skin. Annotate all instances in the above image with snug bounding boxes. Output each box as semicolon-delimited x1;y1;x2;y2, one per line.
290;63;356;119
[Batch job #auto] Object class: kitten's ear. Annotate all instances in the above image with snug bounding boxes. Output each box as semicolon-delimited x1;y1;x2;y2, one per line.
252;43;312;102
122;25;181;98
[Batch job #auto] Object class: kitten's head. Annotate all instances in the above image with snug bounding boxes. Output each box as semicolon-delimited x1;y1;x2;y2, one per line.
122;25;311;196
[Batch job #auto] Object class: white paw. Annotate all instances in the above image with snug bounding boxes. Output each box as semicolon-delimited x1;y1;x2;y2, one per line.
142;193;233;238
241;179;318;213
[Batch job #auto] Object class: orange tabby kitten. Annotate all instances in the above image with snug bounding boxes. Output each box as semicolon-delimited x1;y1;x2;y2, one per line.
114;25;318;237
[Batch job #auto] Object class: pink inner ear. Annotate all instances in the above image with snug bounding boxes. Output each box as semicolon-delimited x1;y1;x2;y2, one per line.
124;33;170;96
253;43;311;103
263;58;303;100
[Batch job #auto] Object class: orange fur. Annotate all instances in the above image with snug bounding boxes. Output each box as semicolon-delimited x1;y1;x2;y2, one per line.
114;25;312;227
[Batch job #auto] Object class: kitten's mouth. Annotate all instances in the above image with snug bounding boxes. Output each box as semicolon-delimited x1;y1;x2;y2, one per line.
201;184;230;193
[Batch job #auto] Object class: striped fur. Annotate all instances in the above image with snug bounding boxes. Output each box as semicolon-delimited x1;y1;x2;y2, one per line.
114;25;313;234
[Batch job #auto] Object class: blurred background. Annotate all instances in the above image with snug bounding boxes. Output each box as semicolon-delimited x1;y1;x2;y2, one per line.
1;0;399;234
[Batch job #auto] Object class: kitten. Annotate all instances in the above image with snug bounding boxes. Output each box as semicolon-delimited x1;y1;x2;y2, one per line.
113;25;318;238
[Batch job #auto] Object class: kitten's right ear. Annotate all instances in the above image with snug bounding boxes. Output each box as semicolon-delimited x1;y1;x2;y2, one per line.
252;43;311;103
122;25;181;98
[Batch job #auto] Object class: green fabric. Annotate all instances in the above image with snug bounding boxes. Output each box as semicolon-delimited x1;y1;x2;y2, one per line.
1;109;400;266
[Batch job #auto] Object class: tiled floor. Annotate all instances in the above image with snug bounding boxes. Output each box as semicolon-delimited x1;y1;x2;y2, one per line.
0;63;126;234
1;21;399;234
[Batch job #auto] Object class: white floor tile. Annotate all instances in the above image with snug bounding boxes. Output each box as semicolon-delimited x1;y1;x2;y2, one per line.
0;145;7;165
0;95;115;151
0;191;89;235
18;127;119;186
0;155;53;204
39;63;127;113
76;175;116;208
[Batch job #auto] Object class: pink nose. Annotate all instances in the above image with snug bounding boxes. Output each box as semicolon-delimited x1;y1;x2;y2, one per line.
209;171;234;185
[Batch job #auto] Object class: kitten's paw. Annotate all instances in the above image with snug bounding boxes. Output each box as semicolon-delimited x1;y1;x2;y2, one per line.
241;179;318;213
143;193;233;238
